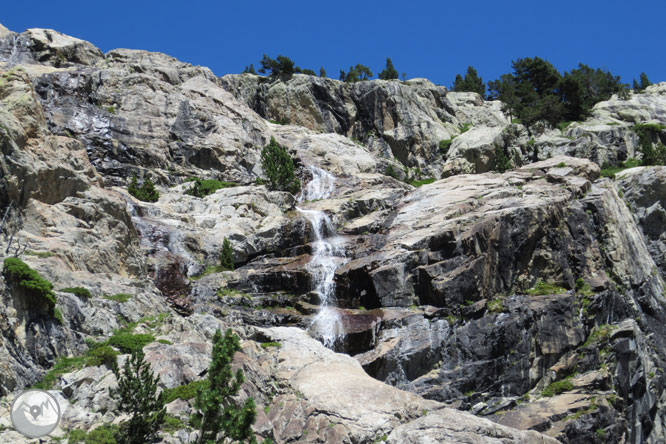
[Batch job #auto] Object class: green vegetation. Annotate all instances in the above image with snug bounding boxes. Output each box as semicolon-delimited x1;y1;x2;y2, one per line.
108;333;156;354
24;250;55;258
185;178;236;198
60;287;91;299
157;339;172;345
408;178;436;188
439;139;453;156
34;356;87;389
106;106;116;115
600;158;640;179
162;414;187;434
633;72;651;92
385;164;400;180
340;64;373;82
112;349;166;444
86;346;120;368
453;66;485;96
583;324;614;347
192;329;259;443
128;176;159;202
575;278;594;297
104;293;132;303
260;342;281;349
378;57;399;80
494;145;512;173
487;296;506;313
460;123;472;134
556;161;567;168
259;54;295;78
634;123;666;166
487;58;627;128
220;237;235;271
3;257;58;320
162;380;210;404
68;425;119;444
525;280;567;296
260;137;300;194
542;377;574;397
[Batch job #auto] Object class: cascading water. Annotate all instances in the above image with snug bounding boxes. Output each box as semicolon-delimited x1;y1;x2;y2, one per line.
297;166;348;348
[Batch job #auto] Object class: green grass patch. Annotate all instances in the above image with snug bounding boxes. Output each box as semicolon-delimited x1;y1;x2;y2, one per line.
162;380;210;404
408;178;436;187
191;265;228;280
600;158;641;179
487;296;505;313
583;324;614;347
33;356;86;389
68;424;119;444
542;377;574;397
104;293;132;303
162;414;187;434
260;342;281;349
525;280;567;296
184;178;236;198
575;278;594;297
60;287;92;299
107;332;155;353
460;123;472;133
634;123;666;133
24;250;55;258
157;338;173;345
556;161;567;168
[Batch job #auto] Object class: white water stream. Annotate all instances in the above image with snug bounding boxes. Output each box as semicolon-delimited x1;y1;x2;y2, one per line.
297;166;348;348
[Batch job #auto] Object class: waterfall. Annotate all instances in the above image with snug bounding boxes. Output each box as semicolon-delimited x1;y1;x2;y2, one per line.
297;166;348;348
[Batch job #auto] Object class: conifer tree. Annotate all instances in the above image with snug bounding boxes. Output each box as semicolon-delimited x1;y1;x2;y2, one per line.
378;57;399;80
260;137;300;194
111;349;166;444
193;329;258;444
220;237;234;270
453;66;486;96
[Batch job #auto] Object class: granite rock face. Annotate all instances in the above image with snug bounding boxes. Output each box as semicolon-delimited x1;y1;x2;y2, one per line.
1;23;666;444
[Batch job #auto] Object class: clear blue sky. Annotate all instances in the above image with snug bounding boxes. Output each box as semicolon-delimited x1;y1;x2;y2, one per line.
2;0;664;87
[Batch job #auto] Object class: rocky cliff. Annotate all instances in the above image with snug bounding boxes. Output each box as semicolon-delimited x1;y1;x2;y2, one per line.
1;24;666;444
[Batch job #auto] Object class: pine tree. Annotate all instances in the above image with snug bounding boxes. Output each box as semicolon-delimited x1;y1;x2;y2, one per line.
193;329;258;444
319;67;326;78
220;238;234;271
243;64;256;74
452;66;485;96
378;57;399;80
260;137;300;194
111;349;166;444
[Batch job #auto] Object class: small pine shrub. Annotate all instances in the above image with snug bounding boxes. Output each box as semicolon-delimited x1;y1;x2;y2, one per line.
128;176;159;202
525;280;567;295
260;137;300;194
85;346;119;368
220;237;234;270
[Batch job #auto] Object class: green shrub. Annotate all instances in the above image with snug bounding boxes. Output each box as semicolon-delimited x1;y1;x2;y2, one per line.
3;257;58;319
494;145;512;173
185;178;236;198
542;378;574;397
104;293;132;303
68;425;119;444
34;356;86;389
460;123;472;134
439;139;453;155
162;380;210;404
85;346;119;368
385;164;400;180
128;176;159;202
260;342;282;349
108;333;155;353
60;287;91;299
220;237;234;270
260;137;300;194
487;297;505;313
157;339;173;345
525;280;567;295
162;414;186;434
